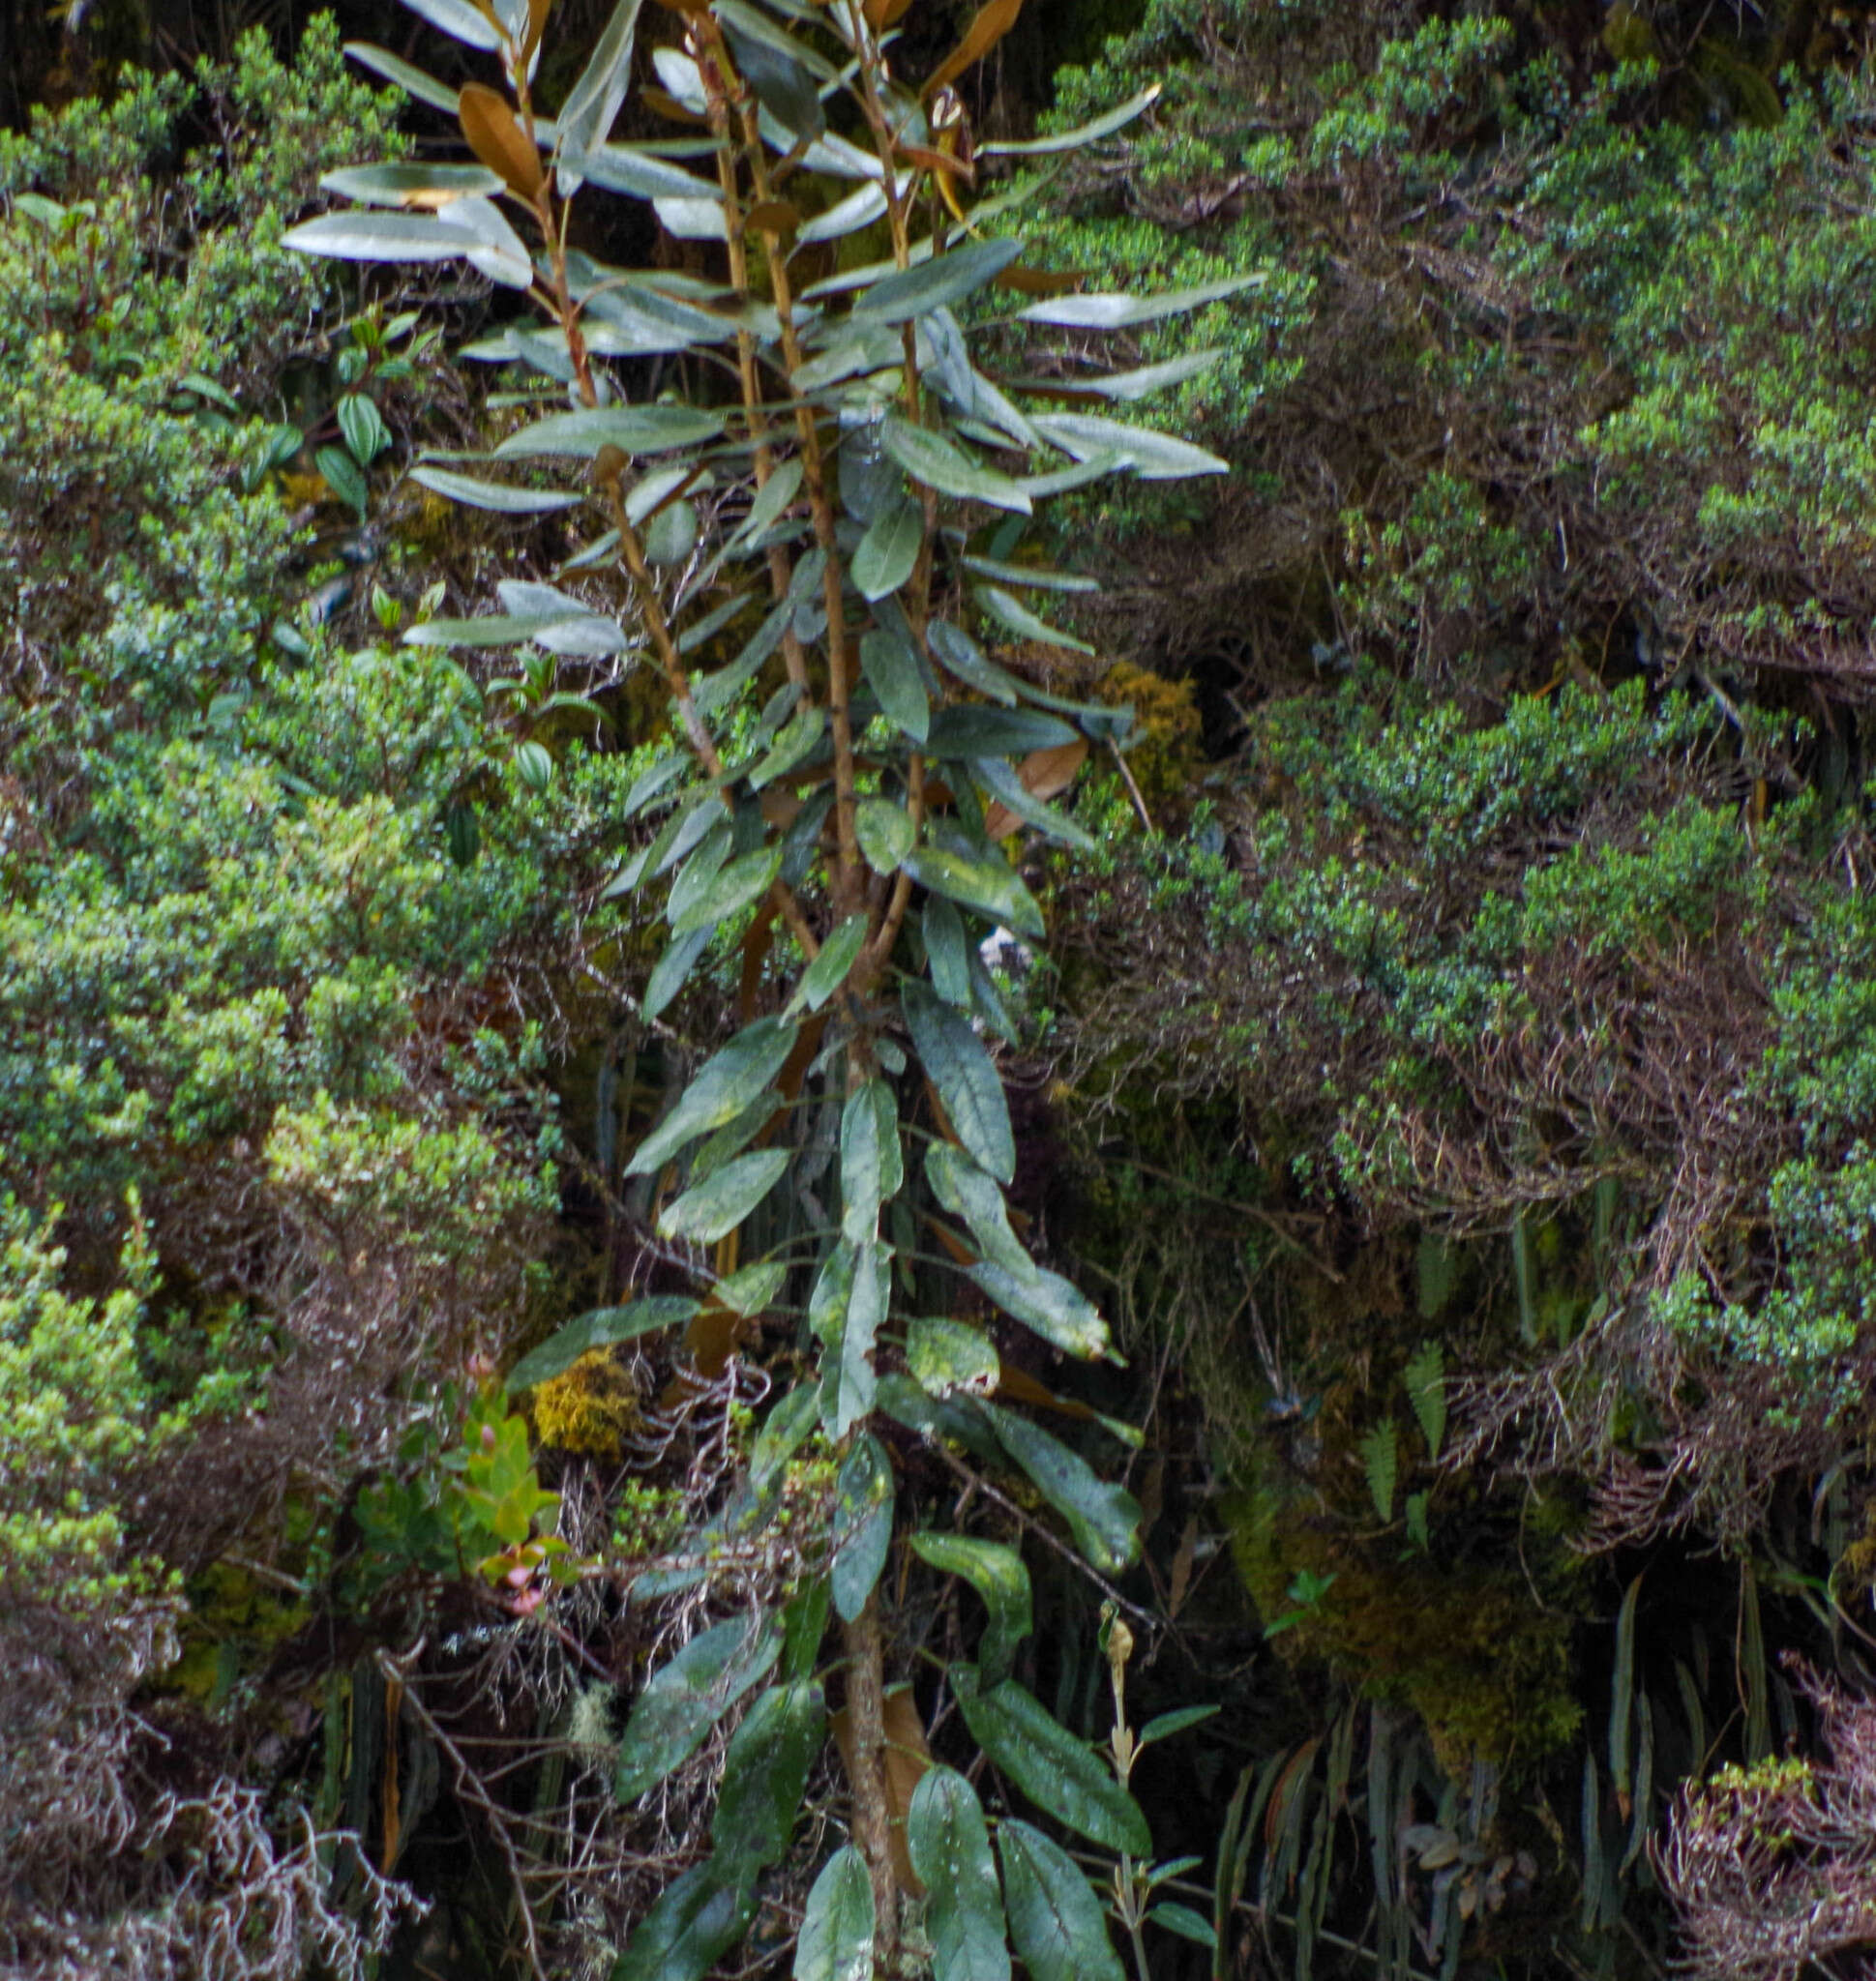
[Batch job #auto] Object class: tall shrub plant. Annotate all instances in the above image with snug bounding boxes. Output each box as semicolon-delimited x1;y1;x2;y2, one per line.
292;3;1236;1973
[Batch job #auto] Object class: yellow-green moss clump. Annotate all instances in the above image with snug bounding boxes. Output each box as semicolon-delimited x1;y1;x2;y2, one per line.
1230;1473;1583;1775
532;1349;641;1460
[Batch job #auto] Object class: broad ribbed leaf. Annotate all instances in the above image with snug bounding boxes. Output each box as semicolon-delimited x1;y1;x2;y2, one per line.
410;464;582;513
615;1619;780;1801
908;1769;1010;1981
495;405;725;458
612;1864;754;1981
658;1149;789;1242
859;628;930;743
909;1535;1030;1685
998;1822;1126;1981
506;1295;697;1390
854;237;1025;324
951;1667;1150;1854
903;847;1045;942
959;554;1098;593
881;417;1031;514
982;1404;1141;1575
852;493;922;601
627;1018;799;1175
785;913;869;1016
1018;274;1257;329
903;984;1014;1183
714;1680;824;1874
831;1434;895;1622
796;1847;875;1981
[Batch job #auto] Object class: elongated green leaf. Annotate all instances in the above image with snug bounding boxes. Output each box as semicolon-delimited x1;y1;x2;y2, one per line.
978;82;1160;157
718;1258;789;1318
751;1381;820;1498
923;896;973;1008
1404;1339;1445;1460
951;1667;1149;1854
400;0;500;49
1031;411;1229;481
903;985;1014;1183
1054;349;1225;401
642;924;713;1022
344;40;462;112
965;1260;1109;1361
926;705;1077;757
904;847;1044;942
974;755;1096;851
1611;1572;1642;1794
981;1402;1141;1574
927;621;1021;704
506;1295;697;1390
556;0;646;190
320;162;503;204
1140;1704;1219;1745
908;1768;1011;1981
615;1619;780;1801
1146;1904;1216;1947
855;237;1026;324
735;458;805;546
628;1018;798;1175
796;1847;875;1981
786;913;869;1017
282;211;469;263
714;1680;825;1874
432;195;533;288
410;464;581;513
798;182;889;245
672;844;782;938
882;417;1031;515
659;1148;789;1243
959;554;1098;593
924;1143;1027;1273
793;320;903;392
613;1863;754;1981
495;404;725;459
853;493;923;602
725;19;824;140
831;1434;895;1622
812;1239;886;1438
1360;1419;1398;1524
860;627;930;743
855;798;915;878
750;703;826;791
841;1079;903;1242
1018;275;1258;329
975;585;1095;656
562;142;722;203
910;1535;1030;1686
998;1821;1126;1981
405;611;578;648
907;1315;999;1399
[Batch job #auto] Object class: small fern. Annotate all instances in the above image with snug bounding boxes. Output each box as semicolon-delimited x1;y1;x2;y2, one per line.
1404;1341;1446;1460
1360;1419;1398;1524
